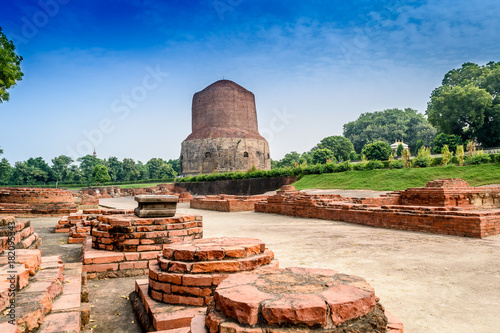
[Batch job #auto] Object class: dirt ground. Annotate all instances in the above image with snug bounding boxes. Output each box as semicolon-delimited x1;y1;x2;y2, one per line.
32;195;500;333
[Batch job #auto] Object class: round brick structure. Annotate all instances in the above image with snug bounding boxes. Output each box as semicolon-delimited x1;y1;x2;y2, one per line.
148;237;278;307
204;267;389;332
180;80;271;175
91;214;203;252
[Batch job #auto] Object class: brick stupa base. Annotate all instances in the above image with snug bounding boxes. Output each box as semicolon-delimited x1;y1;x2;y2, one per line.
0;188;77;216
82;213;203;279
190;195;268;212
0;216;41;254
192;267;403;333
133;237;278;332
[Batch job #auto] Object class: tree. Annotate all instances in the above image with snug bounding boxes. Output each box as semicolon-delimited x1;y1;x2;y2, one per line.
167;159;180;174
415;140;424;154
11;161;47;185
51;155;73;187
136;161;150;180
91;165;111;184
122;158;140;181
311;148;336;165
396;144;404;157
146;158;166;179
78;155;103;183
315;136;354;162
426;62;500;147
105;157;123;182
343;108;436;153
0;27;24;103
361;141;393;161
432;133;463;154
440;145;453;165
158;163;177;179
0;158;11;184
275;152;301;168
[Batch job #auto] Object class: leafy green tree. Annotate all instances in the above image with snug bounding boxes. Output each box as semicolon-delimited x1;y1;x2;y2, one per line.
136;161;149;181
104;157;123;182
311;148;336;164
432;133;463;154
415;140;424;154
11;161;47;185
396;144;404;157
343;108;436;153
361;141;393;161
26;157;53;182
78;155;103;183
51;155;73;187
0;158;11;184
275;152;301;168
91;165;111;184
68;165;83;183
122;158;140;181
315;136;354;162
167;159;180;174
146;158;166;179
300;152;312;165
158;163;177;179
440;145;453;165
0;27;24;103
426;62;500;147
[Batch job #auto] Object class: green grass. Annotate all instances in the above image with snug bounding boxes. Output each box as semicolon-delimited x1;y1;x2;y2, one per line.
293;163;500;191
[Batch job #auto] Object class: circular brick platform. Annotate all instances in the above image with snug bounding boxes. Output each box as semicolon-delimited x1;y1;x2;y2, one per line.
204;267;389;332
149;237;278;307
91;214;203;252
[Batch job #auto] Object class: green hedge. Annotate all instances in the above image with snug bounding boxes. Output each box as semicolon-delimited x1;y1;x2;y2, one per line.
177;152;500;183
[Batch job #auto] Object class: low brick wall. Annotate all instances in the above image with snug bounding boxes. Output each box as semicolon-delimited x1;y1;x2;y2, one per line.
255;180;500;238
174;176;297;196
190;195;268;212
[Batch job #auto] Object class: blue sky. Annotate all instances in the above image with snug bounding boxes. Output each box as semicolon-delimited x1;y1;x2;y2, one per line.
1;0;499;165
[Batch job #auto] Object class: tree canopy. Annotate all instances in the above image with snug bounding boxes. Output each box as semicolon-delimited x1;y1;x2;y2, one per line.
426;62;500;147
315;136;354;162
0;27;24;103
311;148;336;165
343;108;436;154
361;141;393;161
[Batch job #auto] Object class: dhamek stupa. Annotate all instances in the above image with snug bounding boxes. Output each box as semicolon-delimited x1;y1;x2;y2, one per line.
180;80;271;175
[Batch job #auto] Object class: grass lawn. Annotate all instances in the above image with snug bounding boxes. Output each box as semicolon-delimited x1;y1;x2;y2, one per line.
292;163;500;191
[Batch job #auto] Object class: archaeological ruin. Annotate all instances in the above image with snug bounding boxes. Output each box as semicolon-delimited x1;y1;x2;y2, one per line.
180;80;271;175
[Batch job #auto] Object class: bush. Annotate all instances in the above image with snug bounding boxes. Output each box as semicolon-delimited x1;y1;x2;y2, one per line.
413;146;433;167
431;157;442;166
349;152;361;161
361;141;393;161
440;145;453;165
323;162;338;173
352;163;366;171
390;160;405;169
365;160;385;170
490;153;500;163
336;161;352;172
466;152;491;165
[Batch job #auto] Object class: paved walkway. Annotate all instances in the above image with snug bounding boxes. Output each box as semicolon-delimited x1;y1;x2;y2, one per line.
31;197;500;333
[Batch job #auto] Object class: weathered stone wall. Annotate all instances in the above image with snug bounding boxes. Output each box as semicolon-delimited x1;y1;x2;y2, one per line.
181;137;270;175
174;176;297;196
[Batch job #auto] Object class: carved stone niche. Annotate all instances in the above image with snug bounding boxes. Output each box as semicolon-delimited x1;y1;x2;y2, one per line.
134;195;178;218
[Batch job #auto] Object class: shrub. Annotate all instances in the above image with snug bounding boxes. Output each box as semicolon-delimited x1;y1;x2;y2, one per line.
396;144;404;157
440;145;453;165
491;153;500;163
336;161;352;172
365;160;385;170
466;151;491;165
456;145;465;166
349;151;361;161
390;160;405;169
413;146;433;167
361;141;393;161
402;149;411;168
311;148;336;165
323;162;338;173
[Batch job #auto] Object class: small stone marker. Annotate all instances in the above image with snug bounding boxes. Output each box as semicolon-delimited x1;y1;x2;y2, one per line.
134;195;178;218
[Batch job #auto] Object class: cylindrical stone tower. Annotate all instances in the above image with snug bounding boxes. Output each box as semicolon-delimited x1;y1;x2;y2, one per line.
180;80;271;175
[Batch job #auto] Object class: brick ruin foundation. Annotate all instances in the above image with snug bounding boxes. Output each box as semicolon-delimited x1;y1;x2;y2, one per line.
79;184;193;203
0;216;41;254
0;188;77;216
195;267;403;333
0;249;89;333
255;179;500;238
190;195;268;212
133;237;278;332
82;196;203;279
